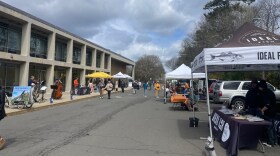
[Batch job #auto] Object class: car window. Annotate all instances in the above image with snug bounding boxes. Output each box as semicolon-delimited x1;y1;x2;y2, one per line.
223;82;240;90
242;82;251;90
214;83;221;90
267;83;275;91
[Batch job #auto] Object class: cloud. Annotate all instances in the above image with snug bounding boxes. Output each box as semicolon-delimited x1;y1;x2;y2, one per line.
2;0;208;63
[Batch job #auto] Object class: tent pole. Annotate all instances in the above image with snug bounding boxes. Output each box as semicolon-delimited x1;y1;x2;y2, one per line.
204;65;213;139
191;72;195;119
204;65;216;156
164;78;166;104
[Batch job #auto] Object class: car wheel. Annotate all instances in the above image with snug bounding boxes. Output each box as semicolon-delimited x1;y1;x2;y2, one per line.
231;98;245;110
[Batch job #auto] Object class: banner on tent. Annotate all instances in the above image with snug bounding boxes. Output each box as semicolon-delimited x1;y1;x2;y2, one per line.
192;46;280;72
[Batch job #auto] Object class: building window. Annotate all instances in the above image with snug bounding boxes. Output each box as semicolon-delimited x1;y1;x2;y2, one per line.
30;33;48;58
86;50;92;66
105;54;109;69
55;41;67;62
96;52;101;68
29;64;47;82
73;46;81;64
0;61;20;95
0;23;21;54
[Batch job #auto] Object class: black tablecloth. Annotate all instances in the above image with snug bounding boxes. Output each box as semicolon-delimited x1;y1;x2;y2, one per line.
76;87;90;95
211;109;271;156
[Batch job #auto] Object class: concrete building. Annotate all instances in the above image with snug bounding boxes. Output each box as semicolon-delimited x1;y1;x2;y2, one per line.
0;2;135;94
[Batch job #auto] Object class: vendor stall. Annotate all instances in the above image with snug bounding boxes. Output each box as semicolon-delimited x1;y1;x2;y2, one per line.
191;22;280;156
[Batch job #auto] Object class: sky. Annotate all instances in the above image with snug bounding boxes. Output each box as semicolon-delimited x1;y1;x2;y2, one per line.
2;0;208;69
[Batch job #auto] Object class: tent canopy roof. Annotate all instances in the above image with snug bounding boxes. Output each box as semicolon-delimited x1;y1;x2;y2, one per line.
192;22;280;73
166;64;205;79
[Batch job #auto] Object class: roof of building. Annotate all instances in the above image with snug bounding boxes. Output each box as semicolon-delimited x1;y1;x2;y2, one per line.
0;1;134;64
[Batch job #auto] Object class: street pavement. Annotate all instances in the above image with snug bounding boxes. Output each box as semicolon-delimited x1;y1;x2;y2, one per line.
0;88;279;156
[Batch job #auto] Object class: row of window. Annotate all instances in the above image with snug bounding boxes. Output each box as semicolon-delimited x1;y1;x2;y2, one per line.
0;23;104;68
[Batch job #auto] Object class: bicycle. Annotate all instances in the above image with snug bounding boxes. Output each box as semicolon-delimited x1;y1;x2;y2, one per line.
5;87;34;109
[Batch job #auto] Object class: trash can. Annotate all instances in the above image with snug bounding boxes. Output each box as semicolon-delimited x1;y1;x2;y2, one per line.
189;117;199;127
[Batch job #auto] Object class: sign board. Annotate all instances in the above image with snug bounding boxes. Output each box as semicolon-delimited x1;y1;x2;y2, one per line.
11;86;31;104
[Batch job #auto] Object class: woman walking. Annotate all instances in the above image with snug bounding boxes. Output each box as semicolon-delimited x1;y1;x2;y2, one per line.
105;80;113;99
98;79;104;99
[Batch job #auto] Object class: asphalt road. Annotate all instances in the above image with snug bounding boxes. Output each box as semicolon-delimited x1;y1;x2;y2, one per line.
0;89;279;156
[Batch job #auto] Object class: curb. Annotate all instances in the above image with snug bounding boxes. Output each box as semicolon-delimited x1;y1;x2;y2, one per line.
6;94;98;116
6;89;130;116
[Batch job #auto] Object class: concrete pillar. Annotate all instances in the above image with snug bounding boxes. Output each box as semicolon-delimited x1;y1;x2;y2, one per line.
132;65;135;80
92;49;96;68
101;52;105;69
108;55;112;73
65;67;72;92
80;69;86;86
47;32;56;60
46;65;54;93
81;45;86;66
21;22;31;56
66;39;73;63
19;62;29;86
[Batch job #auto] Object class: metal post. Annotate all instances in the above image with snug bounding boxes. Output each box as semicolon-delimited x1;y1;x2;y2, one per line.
204;65;216;156
164;78;167;104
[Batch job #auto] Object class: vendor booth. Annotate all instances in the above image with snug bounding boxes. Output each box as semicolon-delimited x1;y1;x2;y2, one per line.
191;22;280;156
164;64;205;104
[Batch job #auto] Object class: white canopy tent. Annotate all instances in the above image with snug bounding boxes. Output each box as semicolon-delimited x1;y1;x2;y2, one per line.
191;22;280;152
166;64;205;79
112;72;126;79
123;74;133;79
164;64;205;103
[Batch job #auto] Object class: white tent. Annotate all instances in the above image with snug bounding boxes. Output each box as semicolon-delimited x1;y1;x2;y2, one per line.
112;72;126;78
166;64;205;79
123;74;133;79
164;64;205;104
191;22;280;152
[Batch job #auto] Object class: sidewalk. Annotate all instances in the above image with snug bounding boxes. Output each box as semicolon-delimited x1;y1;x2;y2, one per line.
5;87;132;116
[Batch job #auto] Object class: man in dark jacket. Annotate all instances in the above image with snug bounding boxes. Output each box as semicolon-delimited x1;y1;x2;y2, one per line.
258;80;277;146
245;80;261;116
0;86;7;150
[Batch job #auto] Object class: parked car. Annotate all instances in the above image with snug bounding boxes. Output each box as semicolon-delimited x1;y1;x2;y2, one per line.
209;81;219;100
212;81;280;110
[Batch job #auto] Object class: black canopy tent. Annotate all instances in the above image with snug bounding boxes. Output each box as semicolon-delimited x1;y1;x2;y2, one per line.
191;22;280;153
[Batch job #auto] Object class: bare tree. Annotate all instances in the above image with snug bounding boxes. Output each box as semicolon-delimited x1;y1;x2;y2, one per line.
165;57;178;70
135;55;165;82
256;0;280;33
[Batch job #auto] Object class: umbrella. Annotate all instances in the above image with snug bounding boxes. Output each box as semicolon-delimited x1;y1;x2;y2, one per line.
86;72;112;78
112;72;126;78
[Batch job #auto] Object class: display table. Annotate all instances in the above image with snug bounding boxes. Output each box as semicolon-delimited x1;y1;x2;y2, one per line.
170;94;188;110
211;109;271;156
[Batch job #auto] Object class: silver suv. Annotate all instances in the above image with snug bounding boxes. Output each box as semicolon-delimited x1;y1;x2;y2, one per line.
213;81;280;110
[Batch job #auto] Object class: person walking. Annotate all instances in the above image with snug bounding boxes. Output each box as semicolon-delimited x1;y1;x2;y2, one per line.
154;81;161;98
88;79;94;93
98;79;104;99
143;81;148;97
132;81;138;94
120;80;125;93
0;86;7;150
73;77;79;95
105;80;113;99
